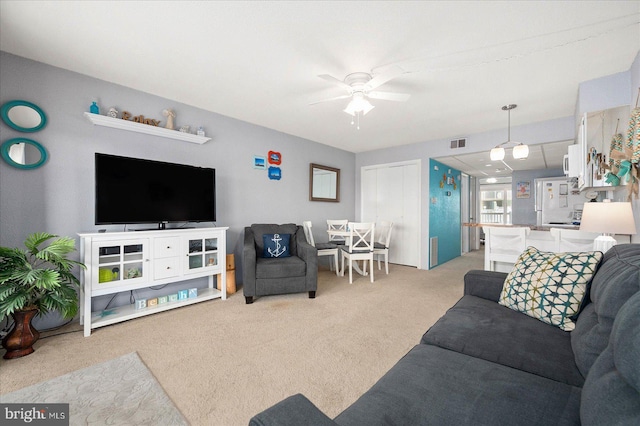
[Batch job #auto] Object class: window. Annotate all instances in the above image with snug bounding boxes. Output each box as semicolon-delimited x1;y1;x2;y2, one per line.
480;184;512;225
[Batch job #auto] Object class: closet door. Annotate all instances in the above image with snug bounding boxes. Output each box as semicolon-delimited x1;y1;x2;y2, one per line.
361;161;419;267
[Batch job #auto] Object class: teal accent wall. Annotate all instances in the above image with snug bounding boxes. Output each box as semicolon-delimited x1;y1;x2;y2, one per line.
429;159;461;266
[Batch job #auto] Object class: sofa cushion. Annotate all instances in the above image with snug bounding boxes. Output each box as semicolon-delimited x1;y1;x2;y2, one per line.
251;223;299;255
262;233;291;258
572;244;640;378
255;256;306;279
334;344;582;426
499;247;602;331
421;295;585;387
580;290;640;425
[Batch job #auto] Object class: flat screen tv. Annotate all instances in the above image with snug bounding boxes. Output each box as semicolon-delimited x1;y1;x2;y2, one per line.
95;153;215;227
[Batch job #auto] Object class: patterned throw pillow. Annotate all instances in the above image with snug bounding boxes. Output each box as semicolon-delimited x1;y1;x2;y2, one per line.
498;246;603;331
262;233;291;258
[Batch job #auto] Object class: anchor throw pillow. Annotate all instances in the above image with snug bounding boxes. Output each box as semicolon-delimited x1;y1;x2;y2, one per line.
498;246;603;331
262;233;291;258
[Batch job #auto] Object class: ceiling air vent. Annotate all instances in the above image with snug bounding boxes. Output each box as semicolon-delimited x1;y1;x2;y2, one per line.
450;138;467;149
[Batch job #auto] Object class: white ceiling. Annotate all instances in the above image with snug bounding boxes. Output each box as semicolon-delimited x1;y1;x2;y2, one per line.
436;139;574;178
1;1;638;156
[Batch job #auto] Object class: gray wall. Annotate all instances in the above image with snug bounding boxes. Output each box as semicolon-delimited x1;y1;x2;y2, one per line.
0;52;355;327
511;168;564;225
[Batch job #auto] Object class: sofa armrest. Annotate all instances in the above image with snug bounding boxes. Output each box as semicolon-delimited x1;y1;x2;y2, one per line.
249;394;337;426
463;269;508;302
243;227;257;296
295;227;318;290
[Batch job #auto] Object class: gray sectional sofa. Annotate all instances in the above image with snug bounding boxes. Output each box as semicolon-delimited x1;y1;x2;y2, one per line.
249;244;640;425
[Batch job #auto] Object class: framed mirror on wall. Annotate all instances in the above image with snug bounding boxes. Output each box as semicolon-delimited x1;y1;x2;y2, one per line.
310;163;340;202
1;100;47;132
0;138;48;169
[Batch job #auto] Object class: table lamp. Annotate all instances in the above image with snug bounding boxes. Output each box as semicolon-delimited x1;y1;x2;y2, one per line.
580;201;637;252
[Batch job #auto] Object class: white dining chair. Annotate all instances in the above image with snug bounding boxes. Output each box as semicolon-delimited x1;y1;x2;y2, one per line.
550;228;600;252
341;222;375;284
373;221;393;274
327;219;348;245
303;221;339;275
482;226;530;272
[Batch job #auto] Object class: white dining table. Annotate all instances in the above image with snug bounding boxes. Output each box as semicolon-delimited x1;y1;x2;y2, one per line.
327;229;368;276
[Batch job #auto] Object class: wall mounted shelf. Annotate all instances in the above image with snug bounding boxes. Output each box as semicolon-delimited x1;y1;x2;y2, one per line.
84;112;211;144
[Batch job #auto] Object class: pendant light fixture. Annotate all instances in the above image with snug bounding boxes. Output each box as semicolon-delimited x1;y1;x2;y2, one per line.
490;104;529;161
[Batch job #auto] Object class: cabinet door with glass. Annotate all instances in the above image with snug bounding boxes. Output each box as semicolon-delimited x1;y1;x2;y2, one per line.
183;234;220;274
91;238;149;292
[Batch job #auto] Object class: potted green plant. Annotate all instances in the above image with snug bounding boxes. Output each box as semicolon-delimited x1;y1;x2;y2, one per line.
0;232;85;359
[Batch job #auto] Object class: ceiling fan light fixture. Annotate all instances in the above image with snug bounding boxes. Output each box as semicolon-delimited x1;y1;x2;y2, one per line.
344;93;374;116
490;147;505;161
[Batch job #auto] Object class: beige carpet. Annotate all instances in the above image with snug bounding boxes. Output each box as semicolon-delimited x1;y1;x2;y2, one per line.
0;250;483;425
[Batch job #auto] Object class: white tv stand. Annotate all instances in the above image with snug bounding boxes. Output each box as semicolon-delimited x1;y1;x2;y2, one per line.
78;227;228;336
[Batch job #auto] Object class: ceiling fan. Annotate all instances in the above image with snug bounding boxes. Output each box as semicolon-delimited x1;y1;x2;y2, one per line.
310;65;411;123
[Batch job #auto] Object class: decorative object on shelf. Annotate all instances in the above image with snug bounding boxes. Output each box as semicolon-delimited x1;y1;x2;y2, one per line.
268;150;282;165
490;104;529;161
188;288;198;298
0;137;48;169
179;125;190;133
108;107;119;118
126;268;141;279
253;155;266;170
580;200;637;252
135;299;147;309
158;295;168;304
197;126;205;137
168;294;178;302
163;109;175;130
268;166;282;180
1;100;47;132
178;289;188;300
90;100;100;114
120;111;160;126
147;298;158;307
604;93;640;199
0;232;85;359
83;112;211;144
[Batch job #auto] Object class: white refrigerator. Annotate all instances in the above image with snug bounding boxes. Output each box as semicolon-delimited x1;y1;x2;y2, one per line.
535;177;585;227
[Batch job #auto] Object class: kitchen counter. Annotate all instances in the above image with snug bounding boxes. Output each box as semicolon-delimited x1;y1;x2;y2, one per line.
462;223;580;231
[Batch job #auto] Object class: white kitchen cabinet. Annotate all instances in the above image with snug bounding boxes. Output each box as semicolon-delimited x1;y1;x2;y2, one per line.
79;227;227;336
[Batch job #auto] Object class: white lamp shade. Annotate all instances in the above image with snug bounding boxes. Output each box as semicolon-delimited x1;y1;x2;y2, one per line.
344;93;374;116
490;147;505;161
512;143;529;159
580;202;637;235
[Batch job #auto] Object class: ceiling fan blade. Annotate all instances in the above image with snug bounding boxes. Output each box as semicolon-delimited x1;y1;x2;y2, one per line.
367;91;411;102
318;74;352;92
364;65;405;91
308;94;352;106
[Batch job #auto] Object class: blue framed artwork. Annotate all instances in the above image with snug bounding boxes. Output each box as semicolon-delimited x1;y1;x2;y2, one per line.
268;166;281;180
253;155;266;170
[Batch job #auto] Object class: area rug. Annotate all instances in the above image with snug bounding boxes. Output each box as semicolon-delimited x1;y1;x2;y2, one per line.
0;352;187;425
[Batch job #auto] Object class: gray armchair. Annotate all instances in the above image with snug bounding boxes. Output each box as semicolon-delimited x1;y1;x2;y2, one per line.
243;224;318;304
